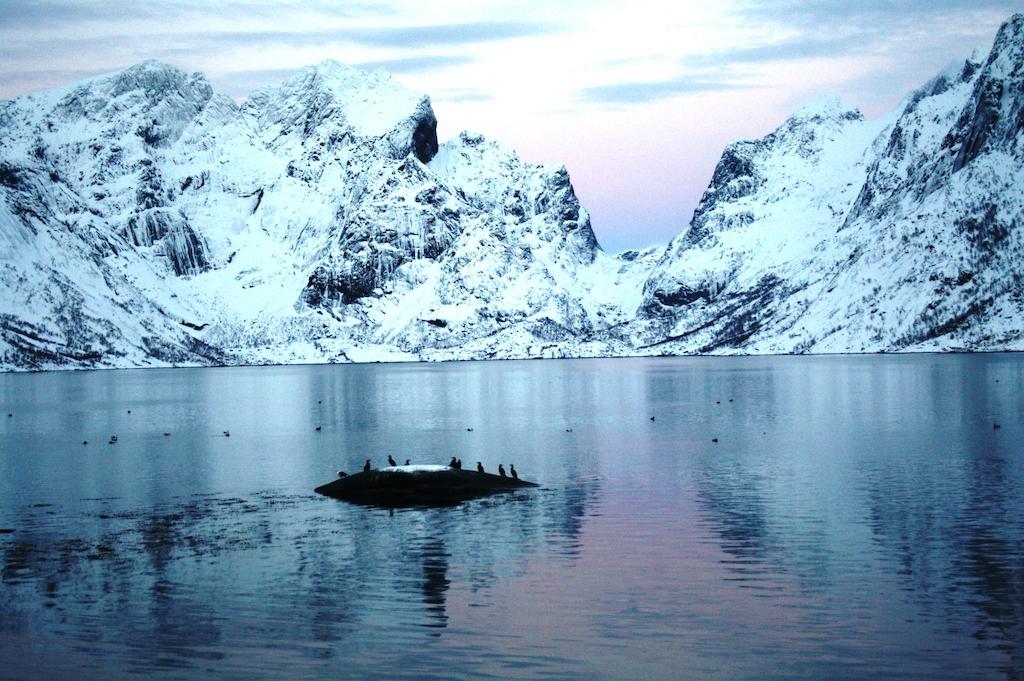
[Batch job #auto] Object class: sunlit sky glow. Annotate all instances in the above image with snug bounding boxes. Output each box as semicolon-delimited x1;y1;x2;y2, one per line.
0;1;1019;252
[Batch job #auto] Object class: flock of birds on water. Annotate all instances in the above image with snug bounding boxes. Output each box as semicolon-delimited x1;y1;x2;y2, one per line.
5;398;1005;453
341;456;520;480
16;402;732;448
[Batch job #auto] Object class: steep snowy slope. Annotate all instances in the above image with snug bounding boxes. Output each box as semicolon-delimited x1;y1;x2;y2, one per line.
0;62;233;367
0;60;647;369
634;13;1024;354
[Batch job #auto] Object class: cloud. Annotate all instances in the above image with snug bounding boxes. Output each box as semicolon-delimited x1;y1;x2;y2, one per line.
0;0;113;26
0;0;391;29
728;0;1022;60
353;55;473;74
345;21;557;48
275;21;554;50
1;20;558;65
0;68;104;99
737;0;1020;27
686;34;872;69
433;87;493;103
133;21;555;51
577;78;746;105
1;15;557;50
579;1;1007;110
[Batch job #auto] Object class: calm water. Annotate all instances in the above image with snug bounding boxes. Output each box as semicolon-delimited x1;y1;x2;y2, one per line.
1;355;1022;680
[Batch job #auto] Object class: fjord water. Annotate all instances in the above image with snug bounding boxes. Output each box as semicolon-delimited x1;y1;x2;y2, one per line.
1;355;1022;680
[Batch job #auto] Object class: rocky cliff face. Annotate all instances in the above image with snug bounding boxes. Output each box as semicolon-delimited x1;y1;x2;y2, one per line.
2;14;1022;370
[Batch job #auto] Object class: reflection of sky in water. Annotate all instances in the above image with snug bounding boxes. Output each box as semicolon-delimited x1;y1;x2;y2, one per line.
1;355;1022;680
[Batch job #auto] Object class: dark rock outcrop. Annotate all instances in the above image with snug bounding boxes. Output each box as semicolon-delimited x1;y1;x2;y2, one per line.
314;467;538;507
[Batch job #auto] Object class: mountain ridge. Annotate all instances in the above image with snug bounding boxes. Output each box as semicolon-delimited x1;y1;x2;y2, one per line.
2;14;1022;370
630;14;1023;355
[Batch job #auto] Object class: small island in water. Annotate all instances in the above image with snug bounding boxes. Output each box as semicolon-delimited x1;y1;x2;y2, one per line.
315;465;539;507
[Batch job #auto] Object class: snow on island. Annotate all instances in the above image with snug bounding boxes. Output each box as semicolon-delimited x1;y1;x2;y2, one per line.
379;464;450;473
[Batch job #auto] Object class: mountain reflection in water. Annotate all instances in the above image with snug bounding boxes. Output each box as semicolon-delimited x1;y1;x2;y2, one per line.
1;355;1022;680
0;482;598;677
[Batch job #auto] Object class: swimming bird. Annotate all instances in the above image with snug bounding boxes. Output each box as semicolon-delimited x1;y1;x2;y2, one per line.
224;430;230;437
649;416;655;421
363;459;372;472
510;465;518;480
83;441;88;446
712;437;719;443
993;422;1002;429
498;464;506;478
315;425;321;431
477;462;484;473
466;427;474;432
163;432;170;437
388;455;397;466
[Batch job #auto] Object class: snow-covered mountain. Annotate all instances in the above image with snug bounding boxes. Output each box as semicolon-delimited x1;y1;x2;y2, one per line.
633;14;1024;354
1;13;1022;370
0;60;652;369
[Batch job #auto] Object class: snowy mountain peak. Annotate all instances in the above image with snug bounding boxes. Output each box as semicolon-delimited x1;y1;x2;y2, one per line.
63;60;216;123
2;56;630;368
787;94;863;125
900;51;983;118
992;12;1024;55
633;14;1024;354
766;94;865;158
285;58;421;115
948;12;1024;172
242;59;437;162
109;59;207;96
671;94;866;253
0;59;222;158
